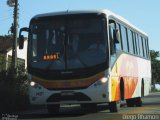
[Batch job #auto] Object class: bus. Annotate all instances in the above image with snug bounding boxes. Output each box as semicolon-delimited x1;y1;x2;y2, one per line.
19;9;151;113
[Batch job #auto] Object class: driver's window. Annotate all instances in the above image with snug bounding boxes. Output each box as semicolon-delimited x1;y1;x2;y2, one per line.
109;20;116;55
109;20;116;66
109;20;122;54
115;23;122;51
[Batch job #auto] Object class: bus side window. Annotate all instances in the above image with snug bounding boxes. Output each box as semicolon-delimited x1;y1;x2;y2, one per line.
133;32;138;55
139;36;144;57
127;29;134;54
145;38;150;58
135;33;140;55
132;32;137;55
142;37;147;58
121;25;129;52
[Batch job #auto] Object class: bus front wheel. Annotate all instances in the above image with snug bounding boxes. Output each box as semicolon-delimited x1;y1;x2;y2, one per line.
108;101;120;112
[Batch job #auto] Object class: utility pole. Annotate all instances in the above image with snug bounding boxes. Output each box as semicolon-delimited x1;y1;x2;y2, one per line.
11;0;18;73
7;0;18;76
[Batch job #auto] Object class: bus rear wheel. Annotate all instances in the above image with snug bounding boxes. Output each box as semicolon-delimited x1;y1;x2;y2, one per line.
126;98;135;107
126;97;142;107
126;80;144;107
135;97;142;107
47;104;60;114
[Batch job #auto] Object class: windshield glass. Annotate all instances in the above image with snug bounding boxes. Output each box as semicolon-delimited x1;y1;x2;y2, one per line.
29;14;108;71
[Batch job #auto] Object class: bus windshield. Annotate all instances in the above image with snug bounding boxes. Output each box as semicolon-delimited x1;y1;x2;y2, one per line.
29;14;108;76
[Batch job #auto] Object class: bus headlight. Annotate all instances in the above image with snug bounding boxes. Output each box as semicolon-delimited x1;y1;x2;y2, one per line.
30;81;36;86
100;77;108;83
30;81;42;89
94;77;108;87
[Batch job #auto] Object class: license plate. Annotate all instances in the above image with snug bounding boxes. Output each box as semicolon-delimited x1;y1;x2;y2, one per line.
61;91;74;96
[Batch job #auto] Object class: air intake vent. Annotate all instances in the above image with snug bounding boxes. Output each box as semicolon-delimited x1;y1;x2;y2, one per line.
47;92;91;102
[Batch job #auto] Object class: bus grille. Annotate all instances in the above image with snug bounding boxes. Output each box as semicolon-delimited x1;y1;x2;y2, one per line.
47;92;91;102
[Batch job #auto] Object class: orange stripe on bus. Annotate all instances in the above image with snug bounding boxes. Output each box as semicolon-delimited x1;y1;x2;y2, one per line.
32;72;105;89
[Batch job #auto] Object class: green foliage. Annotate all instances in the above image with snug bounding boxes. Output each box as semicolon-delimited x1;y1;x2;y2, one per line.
151;87;160;92
0;56;29;113
150;50;160;84
0;55;6;71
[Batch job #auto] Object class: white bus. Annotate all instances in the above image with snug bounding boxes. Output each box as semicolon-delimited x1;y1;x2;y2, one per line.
19;9;151;113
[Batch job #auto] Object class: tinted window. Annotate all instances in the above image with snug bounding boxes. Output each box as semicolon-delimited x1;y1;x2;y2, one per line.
121;25;128;52
142;37;147;58
145;38;149;58
109;21;116;54
29;15;107;70
135;33;140;55
127;29;134;54
133;32;138;55
139;36;144;57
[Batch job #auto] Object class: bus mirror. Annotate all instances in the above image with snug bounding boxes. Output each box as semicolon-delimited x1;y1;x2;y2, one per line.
19;27;29;49
19;35;24;49
110;37;116;55
114;29;120;44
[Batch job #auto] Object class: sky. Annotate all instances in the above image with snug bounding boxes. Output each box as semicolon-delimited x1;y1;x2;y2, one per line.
0;0;160;51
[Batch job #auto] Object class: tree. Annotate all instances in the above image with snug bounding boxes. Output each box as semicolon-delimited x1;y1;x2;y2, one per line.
150;50;160;86
0;54;29;112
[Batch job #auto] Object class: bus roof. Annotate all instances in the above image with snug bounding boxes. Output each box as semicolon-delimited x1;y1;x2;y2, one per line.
32;9;148;36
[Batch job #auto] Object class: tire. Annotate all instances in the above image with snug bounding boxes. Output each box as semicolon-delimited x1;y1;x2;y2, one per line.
126;97;142;107
126;81;144;107
109;101;120;112
126;98;135;107
135;97;142;107
47;104;60;114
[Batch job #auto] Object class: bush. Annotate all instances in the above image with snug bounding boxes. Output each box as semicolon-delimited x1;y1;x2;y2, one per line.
0;63;30;113
151;84;160;92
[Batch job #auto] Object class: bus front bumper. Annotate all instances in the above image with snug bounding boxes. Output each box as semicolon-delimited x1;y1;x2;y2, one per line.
29;80;109;105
